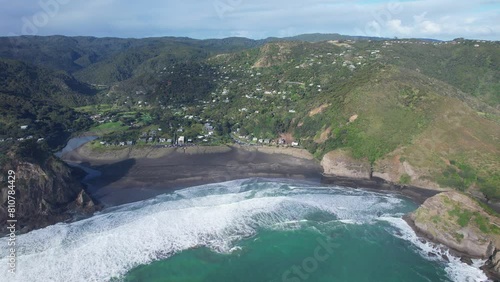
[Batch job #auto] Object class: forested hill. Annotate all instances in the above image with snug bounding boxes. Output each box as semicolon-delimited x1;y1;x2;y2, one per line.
0;34;498;202
0;36;265;84
0;34;394;85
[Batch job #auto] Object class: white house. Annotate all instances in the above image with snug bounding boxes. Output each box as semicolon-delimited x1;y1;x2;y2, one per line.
178;136;185;145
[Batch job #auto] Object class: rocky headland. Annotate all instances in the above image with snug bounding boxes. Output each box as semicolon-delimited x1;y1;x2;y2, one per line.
406;191;500;279
0;149;98;234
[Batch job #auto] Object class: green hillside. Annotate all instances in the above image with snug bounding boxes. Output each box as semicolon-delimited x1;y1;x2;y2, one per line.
0;35;498;201
201;40;500;199
0;58;96;152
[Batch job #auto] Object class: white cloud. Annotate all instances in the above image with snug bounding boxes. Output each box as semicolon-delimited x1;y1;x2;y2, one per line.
387;19;412;35
420;20;441;34
0;0;498;40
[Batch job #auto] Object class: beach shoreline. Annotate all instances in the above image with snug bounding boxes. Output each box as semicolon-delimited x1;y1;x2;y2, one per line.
62;144;323;206
61;142;443;207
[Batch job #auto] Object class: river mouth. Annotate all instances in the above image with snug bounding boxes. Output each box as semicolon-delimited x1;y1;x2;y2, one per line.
54;136;98;158
0;178;488;282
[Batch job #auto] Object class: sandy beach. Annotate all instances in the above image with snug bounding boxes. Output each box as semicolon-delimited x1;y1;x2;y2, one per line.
61;142;444;207
62;144;323;205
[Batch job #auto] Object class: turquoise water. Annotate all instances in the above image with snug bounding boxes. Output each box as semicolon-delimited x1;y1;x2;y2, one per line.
124;227;449;282
0;179;489;281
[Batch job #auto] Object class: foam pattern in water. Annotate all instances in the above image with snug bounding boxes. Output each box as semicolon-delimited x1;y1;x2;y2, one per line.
379;216;490;282
0;178;486;281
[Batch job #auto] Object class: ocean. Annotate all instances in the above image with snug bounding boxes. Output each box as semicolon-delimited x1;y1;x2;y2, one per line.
0;178;489;281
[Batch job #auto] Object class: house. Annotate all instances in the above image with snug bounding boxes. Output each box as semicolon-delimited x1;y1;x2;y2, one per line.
252;137;258;142
119;142;126;146
264;139;270;144
148;137;154;143
204;123;214;131
159;138;166;143
20;125;28;130
291;142;299;147
178;136;185;145
127;141;134;146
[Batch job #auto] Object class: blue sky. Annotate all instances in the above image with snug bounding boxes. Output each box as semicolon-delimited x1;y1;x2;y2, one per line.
1;0;498;40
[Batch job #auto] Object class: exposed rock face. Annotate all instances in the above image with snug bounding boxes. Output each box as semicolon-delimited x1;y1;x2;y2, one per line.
407;191;500;277
321;149;371;179
0;155;97;233
374;154;441;190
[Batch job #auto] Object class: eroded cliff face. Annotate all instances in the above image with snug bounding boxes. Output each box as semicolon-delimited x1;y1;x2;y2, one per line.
321;149;443;190
407;191;500;278
373;155;442;190
0;155;97;233
320;149;371;179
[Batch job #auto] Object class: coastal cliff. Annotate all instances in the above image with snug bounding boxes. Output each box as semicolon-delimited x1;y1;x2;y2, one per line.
321;149;371;179
406;191;500;278
0;143;98;233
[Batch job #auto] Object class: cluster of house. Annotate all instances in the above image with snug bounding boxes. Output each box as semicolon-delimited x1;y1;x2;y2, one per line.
0;125;45;143
101;123;216;147
383;39;489;47
237;134;300;147
0;136;45;143
90;114;112;124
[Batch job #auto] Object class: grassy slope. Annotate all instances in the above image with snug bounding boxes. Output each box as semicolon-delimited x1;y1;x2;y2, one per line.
1;37;498;199
383;41;500;109
212;41;500;199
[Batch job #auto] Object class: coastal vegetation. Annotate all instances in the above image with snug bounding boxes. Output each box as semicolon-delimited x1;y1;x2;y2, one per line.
0;34;498;202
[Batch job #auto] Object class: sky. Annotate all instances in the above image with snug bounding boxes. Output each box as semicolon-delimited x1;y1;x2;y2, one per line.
0;0;499;40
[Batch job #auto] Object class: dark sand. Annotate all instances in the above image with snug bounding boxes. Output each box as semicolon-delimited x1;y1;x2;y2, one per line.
63;144;443;207
321;175;441;204
63;145;323;206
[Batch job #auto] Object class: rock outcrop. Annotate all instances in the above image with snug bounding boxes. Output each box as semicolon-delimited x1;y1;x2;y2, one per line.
407;191;500;278
321;149;371;179
374;154;442;190
0;150;98;233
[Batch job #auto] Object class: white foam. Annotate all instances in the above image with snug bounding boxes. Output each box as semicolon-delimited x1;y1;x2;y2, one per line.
0;179;408;282
379;217;490;282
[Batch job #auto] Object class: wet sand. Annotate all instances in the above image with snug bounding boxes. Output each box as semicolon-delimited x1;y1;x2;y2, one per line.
62;145;323;206
62;143;443;207
321;175;441;204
